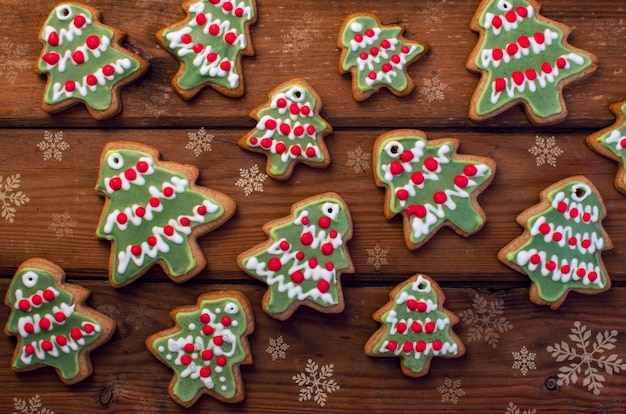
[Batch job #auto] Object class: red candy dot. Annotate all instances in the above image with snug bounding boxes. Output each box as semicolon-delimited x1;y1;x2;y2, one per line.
381;39;391;49
65;80;75;92
557;201;568;213
131;245;142;256
293;126;304;136
220;61;231;72
147;236;157;246
48;31;59;46
365;29;375;37
42;52;60;65
411;321;422;333
576;268;586;278
25;344;35;355
135;206;146;218
317;279;330;293
280;123;291;135
200;313;211;324
370;46;379;56
512;71;525;86
433;191;447;204
329;230;338;238
492;15;503;29
382;63;392;73
123;168;136;181
213;336;224;346
31;294;42;306
70;328;83;340
569;208;579;219
203;325;214;335
406;299;418;310
539;223;551;235
224;32;237;44
234;7;244;17
209;24;220;36
556;57;567;69
296;251;305;260
432;340;443;351
518;35;530;48
221;316;232;326
354;34;363;42
396;189;409;201
193;43;204;53
268;258;282;272
424;157;439;172
265;119;277;130
386;340;398;351
321;242;334;256
505;11;517;23
72;50;85;64
181;34;192;44
136;161;149;173
416;302;428;312
412;172;425;185
164;225;174;236
56;335;67;346
276;98;287;108
86;35;100;50
318;216;331;229
163;187;174;197
325;262;334;271
552;232;563;242
196;13;207;25
534;32;545;45
87;74;97;86
530;254;541;265
24;323;34;334
582;239;591;249
200;367;211;378
391;54;401;64
401;45;410;54
289;103;300;116
525;69;537;81
569;237;577;246
54;311;66;323
18;299;30;312
546;261;557;271
181;355;192;366
425;321;436;334
368;71;377;80
301;232;314;245
454;175;469;188
464;164;478;177
43;289;55;302
588;271;598;282
197;205;207;215
517;6;529;18
217;356;227;366
42;340;53;352
561;265;570;274
306;125;316;135
415;340;427;353
103;64;115;77
150;197;160;208
396;322;407;334
389;161;404;175
300;106;311;116
180;217;191;226
506;43;519;56
407;205;427;219
402;342;413;353
492;48;503;61
308;258;318;268
74;15;86;28
542;62;552;74
306;147;317;157
291;270;304;283
202;349;213;360
117;212;128;225
495;77;506;92
184;343;195;353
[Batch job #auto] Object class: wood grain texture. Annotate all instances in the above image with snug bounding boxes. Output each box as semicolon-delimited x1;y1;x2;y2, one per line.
2;0;626;412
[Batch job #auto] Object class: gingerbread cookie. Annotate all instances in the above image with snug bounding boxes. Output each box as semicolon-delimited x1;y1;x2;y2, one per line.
586;100;626;195
365;273;465;377
4;258;116;384
146;291;254;407
373;129;495;250
157;0;257;100
466;0;597;125
95;142;236;288
498;176;612;309
338;13;428;101
238;192;354;320
36;3;148;120
238;78;332;180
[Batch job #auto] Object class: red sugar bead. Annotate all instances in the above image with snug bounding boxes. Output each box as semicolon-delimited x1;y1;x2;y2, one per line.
200;313;211;324
268;258;282;272
433;191;447;204
321;242;334;256
220;61;231;72
194;43;204;54
425;321;436;333
410;321;422;333
202;349;213;360
136;206;146;218
74;15;86;28
306;147;317;157
200;367;211;378
492;48;503;61
25;344;35;355
386;340;398;351
147;236;157;246
491;15;503;29
136;161;149;173
24;323;34;334
54;311;66;323
455;175;469;188
150;197;160;208
131;245;142;256
412;171;425;185
291;270;304;283
196;13;207;25
213;336;224;346
221;316;232;326
224;32;237;44
43;289;56;302
209;24;220;36
117;213;128;225
495;77;506;92
56;335;67;346
265;119;277;130
389;161;404;175
202;325;214;335
42;340;53;352
164;225;175;236
432;340;443;351
300;232;314;245
415;340;427;353
539;223;551;235
402;342;413;353
396;189;409;201
317;279;330;293
87;74;97;86
180;217;191;226
308;258;318;268
318;216;331;229
70;328;83;340
124;168;137;181
406;299;418;310
103;64;115;77
72;50;85;64
31;294;42;306
217;355;227;366
407;204;427;219
184;343;195;353
424;157;439;172
163;187;174;197
181;355;192;365
396;322;407;333
18;299;30;312
84;324;95;334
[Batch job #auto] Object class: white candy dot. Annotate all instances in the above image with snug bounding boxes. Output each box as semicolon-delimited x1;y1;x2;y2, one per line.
351;22;363;32
166;355;172;360
158;346;165;352
188;323;196;330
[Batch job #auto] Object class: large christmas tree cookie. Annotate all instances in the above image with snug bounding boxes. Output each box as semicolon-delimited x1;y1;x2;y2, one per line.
498;176;612;309
238;78;332;180
36;3;149;120
4;258;116;384
586;101;626;195
373;129;496;250
157;0;257;100
146;291;254;407
365;273;465;377
238;192;354;320
95;142;236;288
466;0;597;125
338;13;428;101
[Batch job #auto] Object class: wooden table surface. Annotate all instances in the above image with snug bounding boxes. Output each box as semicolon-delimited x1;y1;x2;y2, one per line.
1;0;626;412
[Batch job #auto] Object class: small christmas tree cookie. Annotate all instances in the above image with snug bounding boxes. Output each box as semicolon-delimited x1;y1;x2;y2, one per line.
373;129;496;250
238;78;332;180
238;193;354;320
338;13;428;101
365;273;465;377
95;142;236;288
146;291;254;407
466;0;597;125
36;3;148;119
4;258;116;384
157;0;257;99
586;101;626;195
498;176;612;309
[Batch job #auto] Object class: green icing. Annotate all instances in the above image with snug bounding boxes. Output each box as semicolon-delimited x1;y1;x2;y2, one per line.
160;0;255;91
595;103;626;185
38;4;143;111
6;267;103;381
505;179;609;303
95;148;226;286
471;0;595;120
150;296;250;403
374;133;494;248
340;15;425;94
241;195;351;316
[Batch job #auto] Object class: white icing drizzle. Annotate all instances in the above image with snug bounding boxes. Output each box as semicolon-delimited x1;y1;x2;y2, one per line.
44;12;93;46
514;248;604;287
17;302;75;338
364;44;418;87
349;26;381;52
604;129;625;150
13;287;59;310
19;321;101;365
483;5;534;35
480;28;558;68
51;58;133;102
104;156;155;194
43;35;111;72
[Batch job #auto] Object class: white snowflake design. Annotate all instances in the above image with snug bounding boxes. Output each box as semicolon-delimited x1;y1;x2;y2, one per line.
13;394;55;414
1;36;27;85
437;377;465;405
293;359;340;407
186;127;214;156
505;402;537;414
266;336;289;361
528;135;563;167
459;293;513;348
346;145;370;173
547;320;626;395
366;243;388;271
235;164;268;196
281;12;322;56
37;131;69;162
420;71;448;102
0;174;30;223
49;211;78;239
512;346;537;376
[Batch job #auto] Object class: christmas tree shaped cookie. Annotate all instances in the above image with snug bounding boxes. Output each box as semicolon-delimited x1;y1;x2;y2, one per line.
466;0;597;125
238;79;332;180
36;3;148;119
95;142;236;288
146;291;254;407
498;176;612;309
586;101;626;195
338;13;428;101
238;193;354;320
157;0;256;99
4;258;116;384
365;273;465;377
373;129;496;250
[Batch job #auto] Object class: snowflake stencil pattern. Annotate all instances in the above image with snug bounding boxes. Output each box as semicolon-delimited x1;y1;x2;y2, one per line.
528;135;563;167
505;402;537;414
346;146;370;173
293;359;340;407
420;72;448;102
49;211;78;239
459;293;513;348
0;174;30;223
186;127;214;156
437;377;465;405
235;164;268;196
547;321;626;395
13;395;55;414
1;36;27;84
266;336;289;361
38;131;69;162
281;12;322;56
512;346;537;376
366;243;388;271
